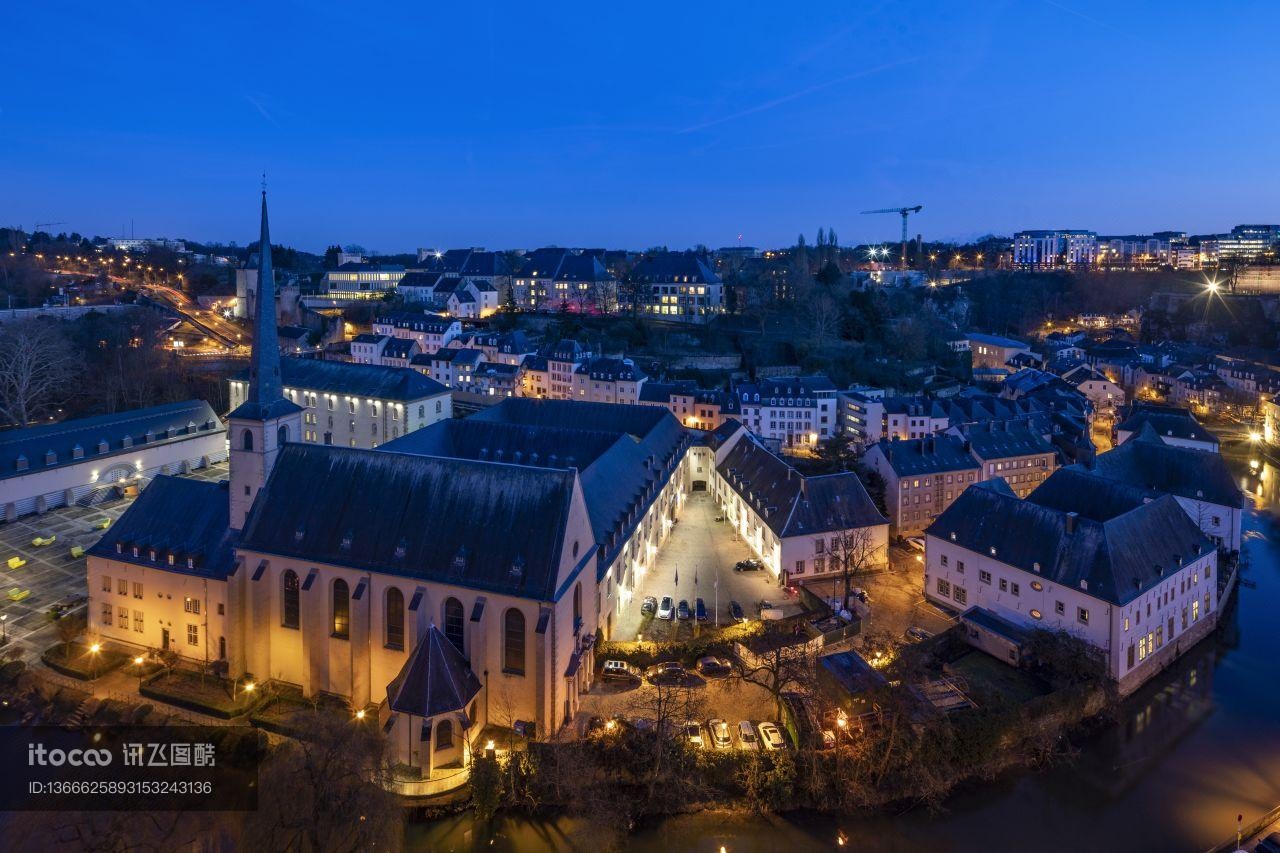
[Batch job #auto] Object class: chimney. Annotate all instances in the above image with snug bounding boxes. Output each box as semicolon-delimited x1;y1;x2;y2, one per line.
1065;511;1078;534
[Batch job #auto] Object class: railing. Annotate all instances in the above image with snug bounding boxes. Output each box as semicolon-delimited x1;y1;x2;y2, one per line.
384;764;470;798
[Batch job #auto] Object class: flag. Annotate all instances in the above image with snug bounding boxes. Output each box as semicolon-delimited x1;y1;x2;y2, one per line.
674;568;679;587
694;566;699;588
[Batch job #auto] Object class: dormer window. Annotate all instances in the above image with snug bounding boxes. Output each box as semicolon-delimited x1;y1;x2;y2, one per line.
453;547;468;572
15;455;27;472
510;555;525;579
340;530;353;551
97;440;109;454
293;523;306;544
72;444;84;460
393;538;408;560
186;557;194;569
45;450;57;465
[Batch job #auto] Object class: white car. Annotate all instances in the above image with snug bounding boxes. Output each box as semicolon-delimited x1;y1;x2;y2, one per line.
683;721;705;749
737;720;760;750
657;596;675;620
708;719;732;749
905;536;926;553
757;721;787;751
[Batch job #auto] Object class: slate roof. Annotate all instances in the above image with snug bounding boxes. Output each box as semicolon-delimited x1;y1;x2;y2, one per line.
735;375;837;404
929;473;1214;606
239;444;576;601
516;247;571;278
954;421;1057;460
629;251;722;284
382;338;418;359
717;433;885;537
382;418;623;472
352;333;387;344
881;395;947;419
1116;403;1218;446
555;253;614;282
967;332;1029;349
88;476;238;580
1082;428;1243;508
0;400;223;481
233;357;448;402
575;357;644;382
396;271;444;291
374;311;457;333
871;434;981;477
386;625;483;718
961;606;1031;645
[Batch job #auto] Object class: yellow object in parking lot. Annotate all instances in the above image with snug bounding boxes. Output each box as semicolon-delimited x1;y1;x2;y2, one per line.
70;546;86;559
32;535;56;547
7;587;30;602
6;557;26;570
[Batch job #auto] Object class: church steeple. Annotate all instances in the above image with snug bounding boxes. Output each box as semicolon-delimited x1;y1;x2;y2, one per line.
228;186;302;531
248;188;283;406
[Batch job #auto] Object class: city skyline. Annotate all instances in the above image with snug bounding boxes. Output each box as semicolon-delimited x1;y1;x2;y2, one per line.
4;1;1279;251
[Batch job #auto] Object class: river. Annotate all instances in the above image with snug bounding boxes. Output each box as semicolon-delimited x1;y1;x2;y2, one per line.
412;458;1280;853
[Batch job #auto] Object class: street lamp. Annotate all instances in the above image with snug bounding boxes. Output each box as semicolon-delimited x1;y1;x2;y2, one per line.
1;614;7;645
89;642;102;679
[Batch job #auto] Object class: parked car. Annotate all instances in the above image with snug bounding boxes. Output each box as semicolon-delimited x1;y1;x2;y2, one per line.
757;721;787;751
905;536;926;553
677;599;692;621
583;715;605;736
734;558;764;572
646;661;687;685
1255;832;1280;853
641;596;657;616
683;721;704;749
729;600;746;622
695;598;708;622
657;596;675;620
850;587;869;604
737;720;760;750
601;659;642;683
708;719;732;749
905;626;934;642
697;655;731;677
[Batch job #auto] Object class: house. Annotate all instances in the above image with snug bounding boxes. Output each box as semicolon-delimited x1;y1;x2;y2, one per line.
863;435;982;537
628;252;724;323
1115;403;1219;452
570;357;647;405
733;375;839;449
228;357;452;449
949;421;1057;499
966;332;1032;371
371;311;462;356
711;425;888;584
639;381;741;431
1060;364;1125;412
924;473;1221;696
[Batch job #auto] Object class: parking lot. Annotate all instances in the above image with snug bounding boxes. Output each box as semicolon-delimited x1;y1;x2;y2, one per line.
614;491;803;641
0;463;228;664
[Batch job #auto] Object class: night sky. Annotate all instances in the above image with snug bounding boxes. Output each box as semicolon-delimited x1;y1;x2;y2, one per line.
3;1;1276;251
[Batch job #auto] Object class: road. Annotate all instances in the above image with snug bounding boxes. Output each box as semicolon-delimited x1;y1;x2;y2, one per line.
142;284;247;350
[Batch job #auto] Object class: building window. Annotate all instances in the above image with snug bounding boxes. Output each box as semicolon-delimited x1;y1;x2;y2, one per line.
118;605;128;626
282;570;300;629
940;555;949;567
956;560;965;574
1077;606;1090;625
936;578;951;596
101;602;113;626
187;624;199;646
999;579;1008;593
133;610;143;632
435;718;453;750
954;586;967;605
133;582;143;599
1010;582;1020;597
1055;600;1065;615
503;608;526;675
444;597;465;654
242;430;254;451
795;560;805;575
979;570;991;585
118;578;127;595
102;575;111;592
184;597;200;614
332;579;350;639
385;587;405;650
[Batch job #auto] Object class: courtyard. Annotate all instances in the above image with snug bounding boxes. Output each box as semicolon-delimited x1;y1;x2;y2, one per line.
614;490;802;642
0;462;228;666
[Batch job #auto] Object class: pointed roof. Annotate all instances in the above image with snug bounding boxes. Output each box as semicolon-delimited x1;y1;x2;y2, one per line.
229;190;302;422
386;626;483;718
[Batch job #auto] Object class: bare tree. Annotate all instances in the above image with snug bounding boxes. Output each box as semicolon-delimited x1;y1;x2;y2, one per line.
809;291;840;347
625;680;706;802
735;626;816;717
827;527;883;612
0;320;78;427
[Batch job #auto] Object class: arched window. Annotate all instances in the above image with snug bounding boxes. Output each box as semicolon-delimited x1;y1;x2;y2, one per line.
385;587;404;650
503;608;525;675
443;598;465;654
277;424;289;445
435;718;453;750
573;583;582;633
281;570;300;629
332;579;350;639
241;429;254;451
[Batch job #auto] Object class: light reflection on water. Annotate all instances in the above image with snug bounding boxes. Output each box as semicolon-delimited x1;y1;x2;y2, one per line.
411;461;1280;853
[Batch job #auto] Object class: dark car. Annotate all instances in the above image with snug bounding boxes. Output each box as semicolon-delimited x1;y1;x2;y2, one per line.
646;661;687;685
1256;833;1280;853
601;659;643;683
697;655;732;677
641;596;657;616
695;598;708;622
677;599;692;620
734;559;764;572
729;600;745;622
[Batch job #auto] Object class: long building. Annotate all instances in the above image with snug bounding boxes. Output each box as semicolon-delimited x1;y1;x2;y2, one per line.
0;400;226;521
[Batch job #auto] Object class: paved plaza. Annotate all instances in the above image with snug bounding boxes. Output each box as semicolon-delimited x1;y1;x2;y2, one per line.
615;490;802;642
0;463;228;665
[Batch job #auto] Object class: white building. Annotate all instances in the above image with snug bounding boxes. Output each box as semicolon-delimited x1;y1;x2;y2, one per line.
1013;230;1098;268
228;357;451;449
0;400;226;521
371;312;462;356
733;375;838;449
924;472;1221;696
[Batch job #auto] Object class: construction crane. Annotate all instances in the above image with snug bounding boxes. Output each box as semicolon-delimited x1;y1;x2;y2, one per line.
33;221;66;233
860;206;922;271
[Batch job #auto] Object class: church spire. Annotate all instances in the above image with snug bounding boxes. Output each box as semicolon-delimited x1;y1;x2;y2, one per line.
248;188;282;406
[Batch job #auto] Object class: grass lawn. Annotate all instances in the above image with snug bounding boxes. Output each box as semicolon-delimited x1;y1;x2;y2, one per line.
947;650;1047;707
249;693;350;736
41;642;130;680
141;670;263;718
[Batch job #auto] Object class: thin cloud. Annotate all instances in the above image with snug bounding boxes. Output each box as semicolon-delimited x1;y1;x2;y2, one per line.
244;94;280;128
1041;0;1119;31
678;58;919;134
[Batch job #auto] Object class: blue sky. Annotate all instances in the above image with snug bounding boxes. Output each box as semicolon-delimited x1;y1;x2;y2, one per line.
2;1;1277;251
